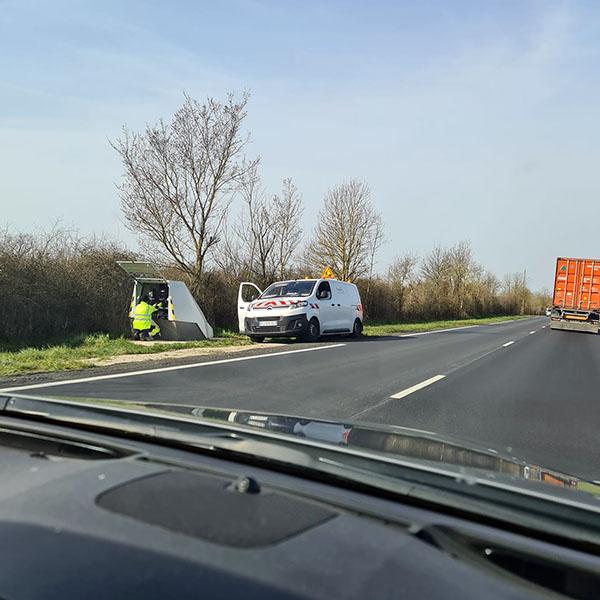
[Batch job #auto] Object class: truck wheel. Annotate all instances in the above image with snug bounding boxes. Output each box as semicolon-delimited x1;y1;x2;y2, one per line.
351;319;363;338
302;318;320;343
249;335;265;343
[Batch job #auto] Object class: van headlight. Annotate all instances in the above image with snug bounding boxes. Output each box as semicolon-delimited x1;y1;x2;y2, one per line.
293;301;308;308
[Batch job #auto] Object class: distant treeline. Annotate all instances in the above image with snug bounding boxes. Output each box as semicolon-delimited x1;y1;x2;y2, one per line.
0;227;549;345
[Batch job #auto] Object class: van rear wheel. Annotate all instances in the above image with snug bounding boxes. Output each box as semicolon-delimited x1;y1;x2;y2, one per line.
351;319;363;338
302;318;320;343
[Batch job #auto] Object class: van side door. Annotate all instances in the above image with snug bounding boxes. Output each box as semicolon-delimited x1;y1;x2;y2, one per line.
332;282;353;332
238;282;262;333
315;280;337;332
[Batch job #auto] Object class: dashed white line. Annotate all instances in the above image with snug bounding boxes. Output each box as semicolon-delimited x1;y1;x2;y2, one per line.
390;374;446;399
502;341;514;347
0;343;347;393
529;331;536;335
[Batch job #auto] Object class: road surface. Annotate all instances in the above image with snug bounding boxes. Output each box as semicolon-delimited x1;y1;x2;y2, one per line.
3;317;599;480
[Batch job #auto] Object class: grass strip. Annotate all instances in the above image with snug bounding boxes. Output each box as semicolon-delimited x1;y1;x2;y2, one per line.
363;315;532;336
0;330;249;377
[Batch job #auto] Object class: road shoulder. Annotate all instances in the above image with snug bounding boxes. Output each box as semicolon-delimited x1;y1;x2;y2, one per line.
0;342;304;391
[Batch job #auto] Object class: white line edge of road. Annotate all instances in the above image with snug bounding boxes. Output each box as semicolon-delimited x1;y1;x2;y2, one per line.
398;317;540;338
502;341;515;347
0;343;347;394
399;325;478;337
390;374;446;399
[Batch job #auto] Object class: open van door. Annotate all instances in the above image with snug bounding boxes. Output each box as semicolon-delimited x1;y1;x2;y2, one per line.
116;261;167;283
238;282;262;333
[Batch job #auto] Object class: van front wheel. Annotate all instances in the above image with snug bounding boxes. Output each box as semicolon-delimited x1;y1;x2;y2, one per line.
302;319;320;343
351;319;363;338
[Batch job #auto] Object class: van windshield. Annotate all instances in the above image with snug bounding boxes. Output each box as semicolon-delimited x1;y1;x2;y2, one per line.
260;280;317;299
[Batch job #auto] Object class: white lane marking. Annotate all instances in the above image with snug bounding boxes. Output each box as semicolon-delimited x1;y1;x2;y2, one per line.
399;325;478;337
487;448;498;454
0;343;347;393
542;325;546;328
502;341;514;347
529;331;535;335
400;317;540;337
390;374;446;399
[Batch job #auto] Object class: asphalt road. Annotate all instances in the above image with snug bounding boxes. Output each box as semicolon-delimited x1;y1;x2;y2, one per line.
3;317;600;480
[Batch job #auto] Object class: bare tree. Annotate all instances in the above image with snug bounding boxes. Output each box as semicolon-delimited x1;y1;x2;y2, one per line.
502;271;530;315
235;164;277;286
221;171;304;287
421;245;451;288
306;180;384;281
272;178;304;280
388;253;419;317
365;217;386;306
112;92;257;295
448;240;474;317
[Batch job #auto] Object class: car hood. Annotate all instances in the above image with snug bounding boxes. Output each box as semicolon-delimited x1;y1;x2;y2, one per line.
9;394;595;501
159;404;600;494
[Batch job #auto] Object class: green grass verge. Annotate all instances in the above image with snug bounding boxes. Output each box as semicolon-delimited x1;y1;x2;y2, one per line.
363;315;532;336
0;331;250;378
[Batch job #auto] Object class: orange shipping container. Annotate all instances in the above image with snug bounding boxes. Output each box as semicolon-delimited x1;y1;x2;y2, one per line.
553;257;600;311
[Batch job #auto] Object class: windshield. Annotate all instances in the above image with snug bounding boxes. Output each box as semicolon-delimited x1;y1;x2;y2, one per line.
259;280;317;299
3;1;600;530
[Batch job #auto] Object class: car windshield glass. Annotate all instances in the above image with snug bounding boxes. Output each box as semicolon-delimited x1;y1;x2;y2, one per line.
259;280;316;298
6;1;600;531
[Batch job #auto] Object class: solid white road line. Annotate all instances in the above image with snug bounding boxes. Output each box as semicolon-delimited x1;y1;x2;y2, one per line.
399;317;540;338
0;343;347;394
390;374;446;399
502;341;515;347
399;325;478;337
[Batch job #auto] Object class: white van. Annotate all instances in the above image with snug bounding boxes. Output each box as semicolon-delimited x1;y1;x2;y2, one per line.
238;279;364;342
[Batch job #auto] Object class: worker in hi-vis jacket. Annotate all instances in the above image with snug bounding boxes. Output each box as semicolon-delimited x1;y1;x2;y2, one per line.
132;294;161;340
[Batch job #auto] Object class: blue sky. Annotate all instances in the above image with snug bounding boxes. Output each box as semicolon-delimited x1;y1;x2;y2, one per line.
2;0;600;289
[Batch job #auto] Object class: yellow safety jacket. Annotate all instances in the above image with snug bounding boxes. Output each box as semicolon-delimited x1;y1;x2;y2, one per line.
132;301;157;331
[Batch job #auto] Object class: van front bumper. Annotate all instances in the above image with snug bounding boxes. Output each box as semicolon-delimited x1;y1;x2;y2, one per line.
244;314;309;337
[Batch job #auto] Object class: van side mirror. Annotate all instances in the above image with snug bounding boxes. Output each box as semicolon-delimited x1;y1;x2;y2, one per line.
318;290;331;300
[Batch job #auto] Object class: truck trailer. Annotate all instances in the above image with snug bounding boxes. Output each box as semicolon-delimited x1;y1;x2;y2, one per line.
550;257;600;334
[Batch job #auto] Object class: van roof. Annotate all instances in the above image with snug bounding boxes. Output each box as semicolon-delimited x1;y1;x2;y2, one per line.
270;278;357;286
